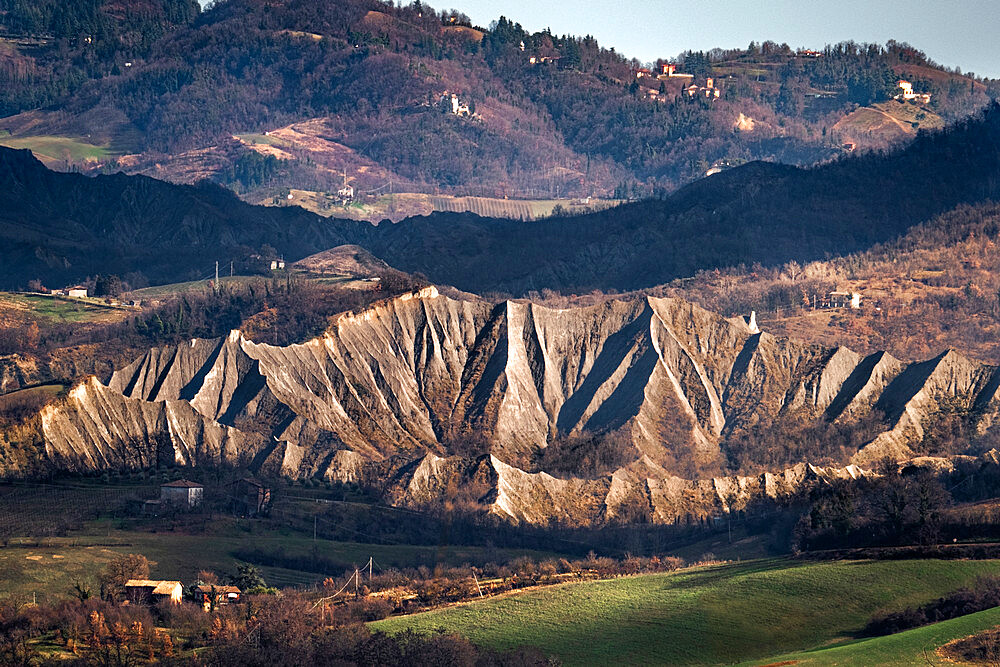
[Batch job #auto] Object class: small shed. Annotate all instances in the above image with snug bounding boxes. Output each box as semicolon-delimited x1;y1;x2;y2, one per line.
160;480;204;508
124;580;183;605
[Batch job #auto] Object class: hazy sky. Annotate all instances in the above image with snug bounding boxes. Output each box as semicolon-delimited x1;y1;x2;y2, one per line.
447;0;999;78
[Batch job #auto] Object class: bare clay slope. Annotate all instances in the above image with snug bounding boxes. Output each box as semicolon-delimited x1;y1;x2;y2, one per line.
34;288;1000;525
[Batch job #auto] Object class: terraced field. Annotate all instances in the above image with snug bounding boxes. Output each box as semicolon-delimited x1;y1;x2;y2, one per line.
373;558;1000;665
274;188;621;222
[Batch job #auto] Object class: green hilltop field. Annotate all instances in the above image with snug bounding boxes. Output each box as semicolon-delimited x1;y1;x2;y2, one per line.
372;558;1000;666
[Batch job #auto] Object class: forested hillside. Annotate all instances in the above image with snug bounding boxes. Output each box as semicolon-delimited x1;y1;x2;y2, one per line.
0;0;995;197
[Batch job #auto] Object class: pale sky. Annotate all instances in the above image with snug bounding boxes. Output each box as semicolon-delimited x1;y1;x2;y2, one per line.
195;1;999;78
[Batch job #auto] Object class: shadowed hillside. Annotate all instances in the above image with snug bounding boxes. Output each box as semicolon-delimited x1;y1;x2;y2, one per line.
2;104;1000;291
359;104;1000;294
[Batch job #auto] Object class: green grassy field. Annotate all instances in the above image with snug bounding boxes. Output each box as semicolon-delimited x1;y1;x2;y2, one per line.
372;558;1000;666
0;135;118;164
0;480;561;604
131;276;268;298
753;606;1000;665
0;292;126;324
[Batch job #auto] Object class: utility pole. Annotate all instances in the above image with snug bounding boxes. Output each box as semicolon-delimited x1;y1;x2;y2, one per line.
215;261;219;292
472;570;483;598
230;261;234;278
313;515;317;541
367;556;373;580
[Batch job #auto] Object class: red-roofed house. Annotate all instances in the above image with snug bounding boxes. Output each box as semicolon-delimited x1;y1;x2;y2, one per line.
194;584;242;611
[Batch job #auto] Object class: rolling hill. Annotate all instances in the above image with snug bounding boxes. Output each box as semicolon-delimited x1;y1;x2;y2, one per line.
372;558;1000;666
0;0;994;200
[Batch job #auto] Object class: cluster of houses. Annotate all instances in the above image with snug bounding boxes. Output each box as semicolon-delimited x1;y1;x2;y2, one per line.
686;77;720;99
632;63;720;102
335;170;355;203
123;579;243;612
528;55;560;66
121;476;274;611
634;62;694;81
895;79;932;104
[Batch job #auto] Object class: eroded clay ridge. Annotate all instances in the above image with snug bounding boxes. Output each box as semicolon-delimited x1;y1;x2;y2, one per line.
32;287;1000;524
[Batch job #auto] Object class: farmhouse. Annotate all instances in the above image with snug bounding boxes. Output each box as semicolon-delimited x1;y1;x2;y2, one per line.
65;286;89;298
124;580;183;605
270;259;286;270
441;92;471;116
160;479;204;508
827;291;862;309
657;63;692;79
194;584;242;611
895;80;931;104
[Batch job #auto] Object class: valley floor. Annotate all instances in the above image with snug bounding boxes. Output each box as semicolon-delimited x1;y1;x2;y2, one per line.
372;558;1000;665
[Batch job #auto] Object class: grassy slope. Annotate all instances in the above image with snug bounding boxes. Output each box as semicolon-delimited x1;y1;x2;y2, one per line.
0;293;127;325
372;558;1000;666
0;384;64;411
0;136;117;164
271;187;620;223
131;276;266;297
752;606;1000;665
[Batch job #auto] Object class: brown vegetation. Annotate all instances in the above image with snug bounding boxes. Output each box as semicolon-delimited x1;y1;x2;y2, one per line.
940;625;1000;665
0;547;688;665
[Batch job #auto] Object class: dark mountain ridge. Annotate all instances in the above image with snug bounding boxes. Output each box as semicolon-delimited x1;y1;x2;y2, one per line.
0;145;354;286
1;103;1000;291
